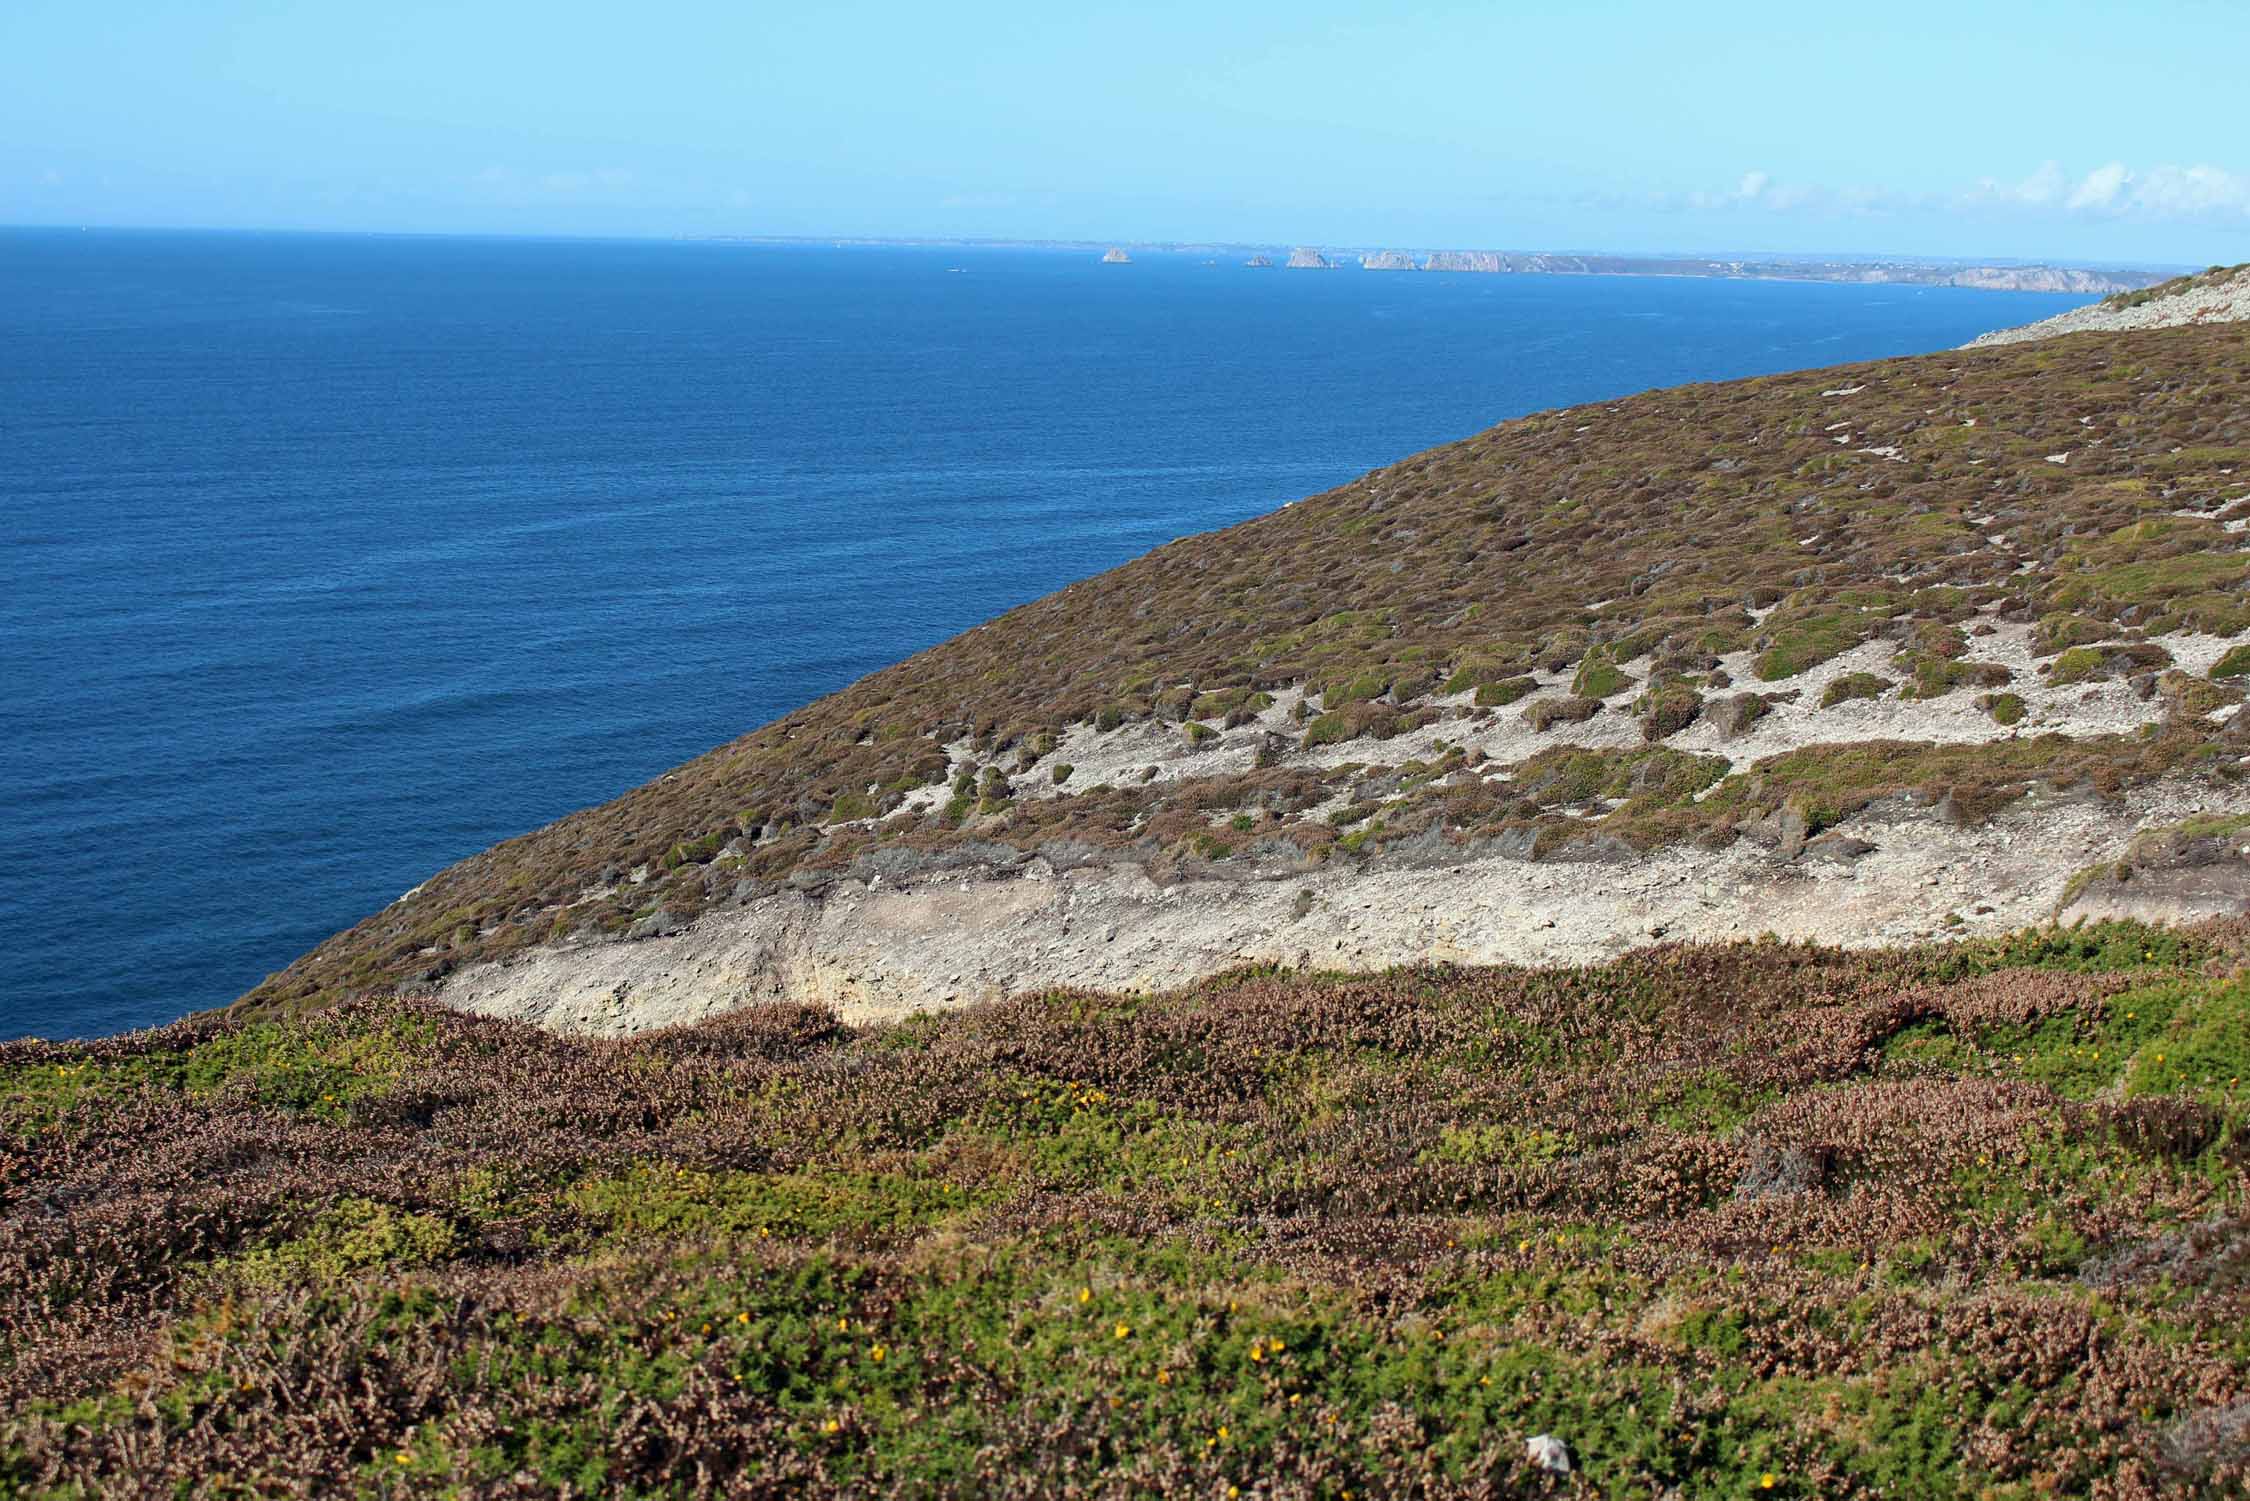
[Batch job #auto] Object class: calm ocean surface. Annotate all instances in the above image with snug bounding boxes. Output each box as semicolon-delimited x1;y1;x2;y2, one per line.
0;229;2088;1038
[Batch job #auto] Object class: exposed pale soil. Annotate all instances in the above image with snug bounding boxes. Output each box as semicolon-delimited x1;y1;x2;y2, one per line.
442;774;2250;1036
442;610;2250;1035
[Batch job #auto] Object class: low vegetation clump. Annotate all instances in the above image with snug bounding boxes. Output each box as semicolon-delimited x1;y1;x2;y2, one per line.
5;920;2247;1495
1981;691;2028;727
1819;672;1891;708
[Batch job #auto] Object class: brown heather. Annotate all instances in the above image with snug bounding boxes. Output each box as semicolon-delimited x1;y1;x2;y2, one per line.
241;325;2250;1017
5;920;2247;1495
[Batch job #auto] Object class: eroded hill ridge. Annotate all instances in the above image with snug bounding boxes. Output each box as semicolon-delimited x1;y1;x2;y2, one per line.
247;321;2250;1034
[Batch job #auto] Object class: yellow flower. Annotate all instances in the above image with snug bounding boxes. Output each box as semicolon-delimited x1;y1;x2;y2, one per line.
1079;1287;1092;1304
1249;1343;1264;1362
1157;1371;1172;1385
394;1452;411;1466
837;1317;849;1331
736;1312;749;1324
1217;1425;1229;1439
871;1345;887;1362
1761;1474;1777;1490
822;1419;840;1434
1114;1322;1132;1339
1516;1239;1530;1253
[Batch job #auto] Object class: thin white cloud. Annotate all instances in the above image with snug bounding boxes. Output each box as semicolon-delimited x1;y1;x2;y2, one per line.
1968;160;2067;208
2118;163;2250;216
2066;162;2130;212
1674;171;1897;216
1676;161;2250;222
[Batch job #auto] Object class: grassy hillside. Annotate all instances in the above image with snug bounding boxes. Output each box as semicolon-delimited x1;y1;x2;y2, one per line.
240;324;2250;1018
8;922;2247;1495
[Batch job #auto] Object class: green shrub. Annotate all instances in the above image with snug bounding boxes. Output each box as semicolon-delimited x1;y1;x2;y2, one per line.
2035;613;2107;653
1523;696;1603;731
1980;692;2027;726
2210;644;2250;679
1896;653;2010;701
1637;682;1702;741
1473;676;1538;707
1755;611;1867;681
1571;650;1632;699
1324;670;1391;707
1051;763;1075;786
1821;672;1892;708
827;791;878;824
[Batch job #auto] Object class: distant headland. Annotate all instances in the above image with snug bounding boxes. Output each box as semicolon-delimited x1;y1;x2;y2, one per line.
707;233;2178;295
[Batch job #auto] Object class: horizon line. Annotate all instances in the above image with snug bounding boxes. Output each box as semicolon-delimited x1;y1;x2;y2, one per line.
0;219;2196;276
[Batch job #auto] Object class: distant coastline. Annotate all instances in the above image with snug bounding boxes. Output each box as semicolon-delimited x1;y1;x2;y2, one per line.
699;232;2175;295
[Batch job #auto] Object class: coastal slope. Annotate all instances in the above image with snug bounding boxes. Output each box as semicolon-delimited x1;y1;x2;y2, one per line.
1966;263;2250;347
244;323;2250;1034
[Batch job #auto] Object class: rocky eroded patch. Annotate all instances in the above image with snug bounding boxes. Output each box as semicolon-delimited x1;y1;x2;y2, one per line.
1966;263;2250;348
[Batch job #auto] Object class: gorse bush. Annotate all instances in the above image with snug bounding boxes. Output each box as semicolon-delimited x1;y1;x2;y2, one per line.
5;920;2248;1496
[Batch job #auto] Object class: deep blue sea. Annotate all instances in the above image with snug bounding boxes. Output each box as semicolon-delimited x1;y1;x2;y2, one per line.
0;228;2090;1038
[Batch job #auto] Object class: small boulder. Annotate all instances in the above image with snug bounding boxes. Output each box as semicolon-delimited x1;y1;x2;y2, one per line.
1705;692;1770;740
1744;804;1809;860
1803;833;1876;863
1525;1434;1572;1475
627;906;692;940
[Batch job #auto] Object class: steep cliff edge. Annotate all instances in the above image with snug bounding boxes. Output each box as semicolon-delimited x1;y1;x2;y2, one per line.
1966;263;2250;347
242;325;2250;1031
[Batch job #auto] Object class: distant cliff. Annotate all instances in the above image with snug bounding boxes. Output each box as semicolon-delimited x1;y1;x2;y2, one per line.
1406;249;2165;294
1284;248;1338;269
1359;250;1416;271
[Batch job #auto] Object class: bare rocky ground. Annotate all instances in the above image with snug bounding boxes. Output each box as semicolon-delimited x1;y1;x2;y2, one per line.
442;774;2250;1037
1965;264;2250;347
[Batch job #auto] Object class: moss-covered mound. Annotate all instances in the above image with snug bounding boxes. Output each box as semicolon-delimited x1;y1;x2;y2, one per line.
6;921;2248;1496
245;325;2250;1016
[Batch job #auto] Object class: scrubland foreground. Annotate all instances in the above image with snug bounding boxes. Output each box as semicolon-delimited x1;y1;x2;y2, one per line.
6;919;2248;1497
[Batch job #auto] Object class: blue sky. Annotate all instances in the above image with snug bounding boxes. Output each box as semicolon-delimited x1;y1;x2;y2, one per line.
4;0;2246;264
